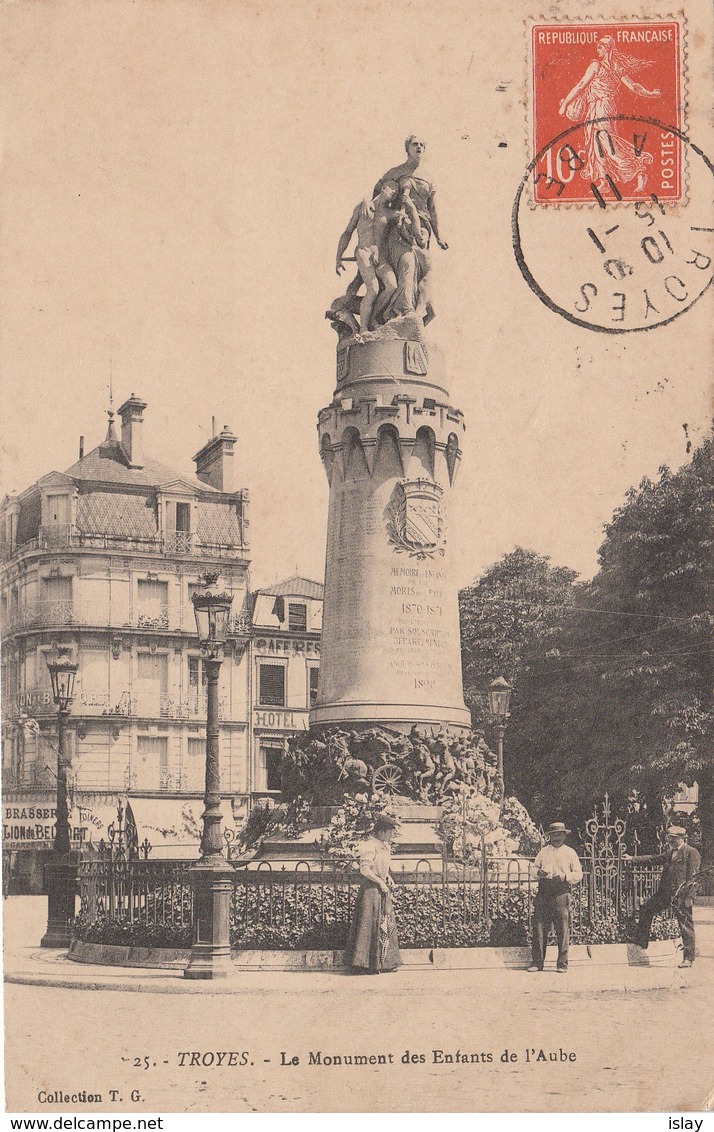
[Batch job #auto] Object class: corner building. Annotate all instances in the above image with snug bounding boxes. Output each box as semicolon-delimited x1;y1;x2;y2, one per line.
0;398;322;887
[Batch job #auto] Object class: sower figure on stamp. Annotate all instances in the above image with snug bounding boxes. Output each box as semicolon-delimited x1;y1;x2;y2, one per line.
558;36;661;193
626;825;701;967
528;822;583;973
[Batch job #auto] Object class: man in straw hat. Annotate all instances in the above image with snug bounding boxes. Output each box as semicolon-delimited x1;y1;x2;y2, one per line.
626;825;701;968
528;822;583;973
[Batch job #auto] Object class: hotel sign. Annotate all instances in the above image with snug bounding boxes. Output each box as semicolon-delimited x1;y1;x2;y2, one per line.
254;711;309;730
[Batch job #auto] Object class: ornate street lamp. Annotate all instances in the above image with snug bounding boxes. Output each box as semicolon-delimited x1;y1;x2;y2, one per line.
488;676;513;809
184;582;234;980
40;647;79;948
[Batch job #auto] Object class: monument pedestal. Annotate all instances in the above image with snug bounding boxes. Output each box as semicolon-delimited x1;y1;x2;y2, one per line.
253;803;446;872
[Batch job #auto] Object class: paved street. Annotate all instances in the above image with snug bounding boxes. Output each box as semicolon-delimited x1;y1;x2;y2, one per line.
4;898;714;1113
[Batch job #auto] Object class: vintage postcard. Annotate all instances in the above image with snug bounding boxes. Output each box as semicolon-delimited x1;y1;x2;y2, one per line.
1;0;712;1119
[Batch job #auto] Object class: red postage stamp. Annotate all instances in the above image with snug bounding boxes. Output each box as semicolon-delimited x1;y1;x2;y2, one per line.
530;20;684;205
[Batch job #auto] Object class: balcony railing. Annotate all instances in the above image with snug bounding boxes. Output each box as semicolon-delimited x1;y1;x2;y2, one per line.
163;532;193;555
136;606;169;630
158;769;189;792
6;526;245;561
227;611;252;635
4;599;234;634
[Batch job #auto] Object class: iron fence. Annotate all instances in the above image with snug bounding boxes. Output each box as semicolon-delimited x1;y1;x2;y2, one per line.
77;857;193;932
75;851;668;950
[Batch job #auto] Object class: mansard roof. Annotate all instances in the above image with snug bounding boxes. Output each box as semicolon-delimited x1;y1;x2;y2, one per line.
63;434;219;494
259;575;324;600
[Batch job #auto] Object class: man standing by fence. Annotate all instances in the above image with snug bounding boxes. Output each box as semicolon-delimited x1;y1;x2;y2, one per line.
528;821;583;973
627;825;701;968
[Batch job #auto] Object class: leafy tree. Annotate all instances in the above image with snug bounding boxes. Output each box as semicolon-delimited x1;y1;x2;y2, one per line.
586;435;713;857
458;548;583;834
483;436;713;857
459;547;579;727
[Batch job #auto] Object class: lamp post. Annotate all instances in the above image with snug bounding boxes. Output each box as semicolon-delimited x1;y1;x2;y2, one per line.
184;583;234;980
488;676;513;811
41;647;79;948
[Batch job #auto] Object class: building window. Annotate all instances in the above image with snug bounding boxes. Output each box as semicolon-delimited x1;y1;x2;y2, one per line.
137;579;168;628
79;647;109;709
186;736;205;791
188;656;207;714
46;493;71;528
137;652;168;717
261;743;283;792
259;664;285;706
136;735;169;791
308;666;319;707
8;655;17;691
176;502;191;533
288;602;307;632
188;737;204;759
41;576;72;600
40;576;72;626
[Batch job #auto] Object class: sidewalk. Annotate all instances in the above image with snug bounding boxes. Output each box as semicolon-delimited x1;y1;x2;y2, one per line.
4;896;713;996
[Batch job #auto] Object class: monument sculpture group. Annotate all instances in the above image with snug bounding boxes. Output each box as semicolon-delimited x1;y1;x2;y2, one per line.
280;136;503;820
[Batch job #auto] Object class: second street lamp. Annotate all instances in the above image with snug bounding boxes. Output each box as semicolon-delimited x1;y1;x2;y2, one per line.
41;646;79;948
184;584;234;980
191;589;233;860
488;675;513;809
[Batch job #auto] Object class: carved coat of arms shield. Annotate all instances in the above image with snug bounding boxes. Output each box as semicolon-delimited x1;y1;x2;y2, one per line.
386;479;444;559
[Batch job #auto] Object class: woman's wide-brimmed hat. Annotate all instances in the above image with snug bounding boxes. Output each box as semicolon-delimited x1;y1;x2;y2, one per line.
546;821;571;835
373;815;399;833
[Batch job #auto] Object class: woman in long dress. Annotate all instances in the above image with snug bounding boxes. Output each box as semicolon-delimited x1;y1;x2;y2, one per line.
559;35;661;192
346;815;401;974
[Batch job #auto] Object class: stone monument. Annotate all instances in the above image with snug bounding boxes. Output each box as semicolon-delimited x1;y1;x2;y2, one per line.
310;138;496;806
256;136;500;864
315;135;468;732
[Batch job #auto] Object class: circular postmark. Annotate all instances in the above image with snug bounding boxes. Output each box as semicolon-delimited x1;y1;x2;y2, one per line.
512;116;714;332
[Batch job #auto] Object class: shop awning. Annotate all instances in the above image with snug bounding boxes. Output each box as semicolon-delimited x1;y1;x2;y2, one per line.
76;803;126;849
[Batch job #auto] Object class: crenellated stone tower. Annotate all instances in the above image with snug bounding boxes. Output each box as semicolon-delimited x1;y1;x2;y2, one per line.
311;337;471;733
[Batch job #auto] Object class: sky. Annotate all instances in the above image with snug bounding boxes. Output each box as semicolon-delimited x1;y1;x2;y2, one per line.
1;0;711;591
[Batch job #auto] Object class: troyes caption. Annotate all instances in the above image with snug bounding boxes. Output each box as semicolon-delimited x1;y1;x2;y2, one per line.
155;1048;578;1069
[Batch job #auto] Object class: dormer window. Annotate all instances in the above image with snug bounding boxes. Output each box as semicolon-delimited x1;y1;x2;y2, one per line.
288;603;307;632
161;496;194;554
45;492;71;529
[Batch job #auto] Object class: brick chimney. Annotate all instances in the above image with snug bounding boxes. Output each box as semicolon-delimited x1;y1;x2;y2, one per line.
193;426;237;492
117;394;147;468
